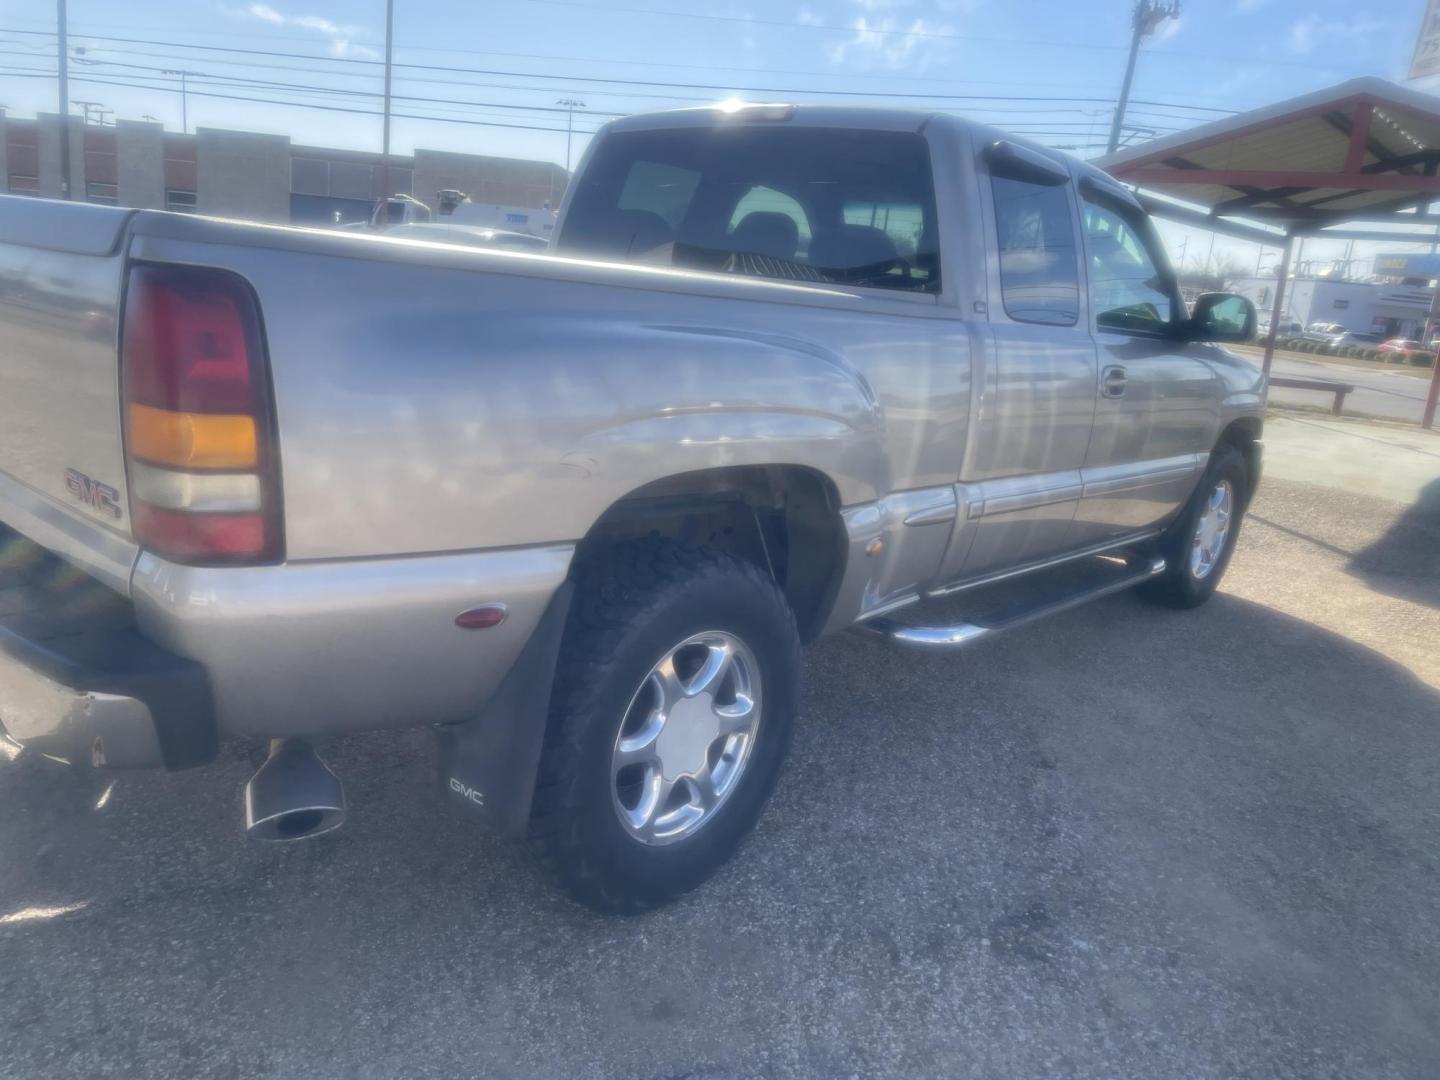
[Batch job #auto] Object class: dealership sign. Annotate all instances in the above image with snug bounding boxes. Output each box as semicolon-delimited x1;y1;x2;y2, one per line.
1374;253;1440;277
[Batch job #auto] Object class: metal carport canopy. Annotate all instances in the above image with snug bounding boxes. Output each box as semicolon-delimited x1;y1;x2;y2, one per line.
1095;77;1440;427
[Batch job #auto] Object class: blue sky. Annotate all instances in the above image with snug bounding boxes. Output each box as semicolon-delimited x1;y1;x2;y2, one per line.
0;0;1435;270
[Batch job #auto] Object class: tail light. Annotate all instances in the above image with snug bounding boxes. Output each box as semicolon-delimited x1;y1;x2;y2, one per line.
121;264;283;564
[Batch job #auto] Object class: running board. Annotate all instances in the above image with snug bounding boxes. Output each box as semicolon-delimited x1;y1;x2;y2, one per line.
860;555;1166;649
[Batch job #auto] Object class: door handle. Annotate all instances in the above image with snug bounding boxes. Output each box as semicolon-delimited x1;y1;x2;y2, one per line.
1101;365;1127;398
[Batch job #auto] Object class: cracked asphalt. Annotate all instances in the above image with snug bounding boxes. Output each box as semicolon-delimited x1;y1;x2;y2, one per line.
2;454;1439;1078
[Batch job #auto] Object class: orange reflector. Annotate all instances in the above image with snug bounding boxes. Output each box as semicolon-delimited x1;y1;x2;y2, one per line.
127;403;258;469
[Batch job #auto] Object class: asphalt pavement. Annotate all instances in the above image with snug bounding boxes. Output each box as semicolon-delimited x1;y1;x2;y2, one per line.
2;425;1439;1079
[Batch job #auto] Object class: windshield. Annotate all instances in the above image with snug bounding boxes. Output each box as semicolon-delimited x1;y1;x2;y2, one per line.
556;126;941;293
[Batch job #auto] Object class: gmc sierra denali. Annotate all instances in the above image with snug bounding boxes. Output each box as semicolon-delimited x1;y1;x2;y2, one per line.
0;105;1263;913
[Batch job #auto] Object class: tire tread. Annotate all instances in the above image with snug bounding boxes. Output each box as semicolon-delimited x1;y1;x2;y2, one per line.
527;537;799;913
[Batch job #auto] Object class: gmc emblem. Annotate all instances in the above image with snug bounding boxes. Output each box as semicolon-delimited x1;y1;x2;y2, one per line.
63;468;122;519
448;777;485;807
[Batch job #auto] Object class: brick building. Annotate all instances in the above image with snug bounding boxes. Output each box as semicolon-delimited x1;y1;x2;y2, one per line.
0;112;569;224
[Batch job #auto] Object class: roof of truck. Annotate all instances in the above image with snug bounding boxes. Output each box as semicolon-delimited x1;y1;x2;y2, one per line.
603;103;1076;171
607;103;941;134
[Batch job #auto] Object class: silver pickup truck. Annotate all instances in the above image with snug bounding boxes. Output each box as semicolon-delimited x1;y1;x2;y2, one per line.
0;105;1262;913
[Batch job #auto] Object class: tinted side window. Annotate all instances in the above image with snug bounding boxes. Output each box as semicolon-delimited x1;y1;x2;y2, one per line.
1082;200;1175;334
990;175;1080;326
619;161;700;228
842;200;935;289
558;127;941;293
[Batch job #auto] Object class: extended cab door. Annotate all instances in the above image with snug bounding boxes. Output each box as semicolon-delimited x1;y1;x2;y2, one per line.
949;141;1097;579
1072;179;1218;544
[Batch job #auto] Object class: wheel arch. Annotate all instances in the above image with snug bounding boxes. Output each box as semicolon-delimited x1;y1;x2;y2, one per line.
576;464;848;643
1215;415;1263;505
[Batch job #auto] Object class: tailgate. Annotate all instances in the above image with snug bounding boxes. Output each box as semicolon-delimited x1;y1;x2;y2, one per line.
0;196;135;547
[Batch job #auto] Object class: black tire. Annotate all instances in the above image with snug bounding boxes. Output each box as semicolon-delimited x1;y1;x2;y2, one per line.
1141;443;1249;609
527;538;801;914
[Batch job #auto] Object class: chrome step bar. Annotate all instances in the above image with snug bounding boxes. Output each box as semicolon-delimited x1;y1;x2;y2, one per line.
861;555;1166;649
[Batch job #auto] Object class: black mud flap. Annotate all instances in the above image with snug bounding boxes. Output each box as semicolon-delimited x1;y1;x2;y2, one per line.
434;581;573;838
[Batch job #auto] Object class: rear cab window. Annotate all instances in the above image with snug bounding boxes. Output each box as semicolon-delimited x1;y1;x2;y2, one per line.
558;126;942;294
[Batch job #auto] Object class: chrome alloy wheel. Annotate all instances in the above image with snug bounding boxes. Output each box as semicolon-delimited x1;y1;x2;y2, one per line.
610;631;762;846
1189;478;1234;581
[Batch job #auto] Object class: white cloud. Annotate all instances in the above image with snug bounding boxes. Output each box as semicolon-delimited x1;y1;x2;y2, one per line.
1153;14;1183;42
817;0;973;70
1288;15;1319;54
822;0;960;73
246;2;285;23
1287;14;1386;56
223;2;376;57
330;39;382;60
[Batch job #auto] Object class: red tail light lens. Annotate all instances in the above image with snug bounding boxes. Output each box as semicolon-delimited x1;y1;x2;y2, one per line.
121;265;283;564
122;275;257;413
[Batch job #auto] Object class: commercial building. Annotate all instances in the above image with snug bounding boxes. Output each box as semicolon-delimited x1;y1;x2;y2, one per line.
1229;275;1436;340
0;112;569;224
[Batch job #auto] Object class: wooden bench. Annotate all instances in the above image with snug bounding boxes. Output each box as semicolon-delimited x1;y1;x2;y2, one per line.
1267;376;1356;416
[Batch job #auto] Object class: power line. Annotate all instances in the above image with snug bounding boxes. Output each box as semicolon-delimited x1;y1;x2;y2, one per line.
53;53;1194;126
0;27;1235;111
54;46;1186;115
0;58;1189;138
503;0;1360;74
1;69;1181;145
0;71;605;135
60;55;629;116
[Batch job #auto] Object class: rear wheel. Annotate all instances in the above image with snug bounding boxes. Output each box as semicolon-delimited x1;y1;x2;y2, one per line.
1141;444;1249;609
527;539;800;914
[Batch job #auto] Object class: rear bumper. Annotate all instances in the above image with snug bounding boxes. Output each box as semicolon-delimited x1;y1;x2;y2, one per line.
0;523;214;768
3;508;576;751
130;543;576;740
0;623;214;769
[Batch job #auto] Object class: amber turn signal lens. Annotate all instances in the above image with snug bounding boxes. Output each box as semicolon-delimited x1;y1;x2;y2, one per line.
127;403;258;470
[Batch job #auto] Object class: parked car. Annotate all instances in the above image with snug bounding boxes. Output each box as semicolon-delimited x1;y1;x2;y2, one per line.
0;105;1263;913
1378;338;1436;359
1329;330;1384;347
1259;318;1301;338
1303;321;1346;341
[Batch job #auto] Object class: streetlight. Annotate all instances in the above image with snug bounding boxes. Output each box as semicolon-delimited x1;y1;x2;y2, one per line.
162;69;197;134
557;98;586;173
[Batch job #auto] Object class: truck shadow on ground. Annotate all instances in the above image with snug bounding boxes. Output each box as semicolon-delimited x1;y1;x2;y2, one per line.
1250;476;1440;611
1;586;1438;1078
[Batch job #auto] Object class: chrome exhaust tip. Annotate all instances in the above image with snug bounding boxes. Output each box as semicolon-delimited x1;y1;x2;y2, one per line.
244;739;346;842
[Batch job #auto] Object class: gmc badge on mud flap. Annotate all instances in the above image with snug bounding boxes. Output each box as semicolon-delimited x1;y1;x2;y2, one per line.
449;777;485;807
63;468;122;519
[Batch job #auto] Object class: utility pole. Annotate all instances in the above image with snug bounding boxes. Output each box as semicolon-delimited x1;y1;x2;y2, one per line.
57;0;70;199
72;100;112;126
558;98;585;173
162;69;195;133
380;0;394;225
1107;1;1181;154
